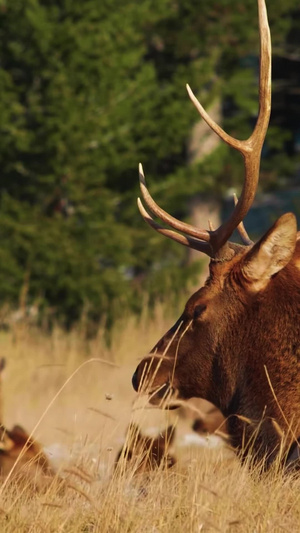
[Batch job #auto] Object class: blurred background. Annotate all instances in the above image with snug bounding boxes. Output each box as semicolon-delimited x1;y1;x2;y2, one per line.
0;0;300;332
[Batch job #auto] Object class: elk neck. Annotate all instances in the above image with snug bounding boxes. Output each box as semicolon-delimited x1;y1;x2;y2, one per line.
218;252;300;457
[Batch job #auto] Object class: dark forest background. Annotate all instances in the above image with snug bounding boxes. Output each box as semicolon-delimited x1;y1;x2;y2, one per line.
0;0;300;328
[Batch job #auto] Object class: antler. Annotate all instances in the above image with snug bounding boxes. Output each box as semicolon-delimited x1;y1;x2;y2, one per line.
137;0;271;259
233;193;254;246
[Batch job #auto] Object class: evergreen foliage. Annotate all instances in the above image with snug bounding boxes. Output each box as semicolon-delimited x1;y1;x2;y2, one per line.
0;0;299;326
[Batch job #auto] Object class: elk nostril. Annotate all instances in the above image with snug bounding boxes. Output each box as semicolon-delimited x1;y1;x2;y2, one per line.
132;370;139;392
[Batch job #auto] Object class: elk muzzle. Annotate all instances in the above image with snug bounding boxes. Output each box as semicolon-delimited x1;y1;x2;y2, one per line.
132;355;179;408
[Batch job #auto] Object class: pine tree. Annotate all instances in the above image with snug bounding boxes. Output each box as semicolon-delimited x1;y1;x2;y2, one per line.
0;0;299;327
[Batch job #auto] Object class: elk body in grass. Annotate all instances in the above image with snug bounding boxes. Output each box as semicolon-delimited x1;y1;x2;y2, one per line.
115;424;176;475
0;424;54;488
132;0;300;469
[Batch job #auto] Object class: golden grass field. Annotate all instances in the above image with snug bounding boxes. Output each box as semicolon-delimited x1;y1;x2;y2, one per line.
0;302;299;532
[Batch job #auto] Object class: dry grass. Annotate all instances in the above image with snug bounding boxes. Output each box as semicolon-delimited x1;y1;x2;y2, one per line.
0;303;299;532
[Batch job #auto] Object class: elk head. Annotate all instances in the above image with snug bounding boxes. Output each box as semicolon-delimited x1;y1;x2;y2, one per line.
132;0;300;468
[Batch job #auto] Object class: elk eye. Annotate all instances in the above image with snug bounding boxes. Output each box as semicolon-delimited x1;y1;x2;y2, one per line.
193;304;207;319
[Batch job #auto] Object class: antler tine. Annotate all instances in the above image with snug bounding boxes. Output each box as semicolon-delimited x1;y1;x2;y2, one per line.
208;220;215;231
187;0;271;254
137;198;213;256
186;84;246;153
233;193;253;246
139;163;211;243
137;0;271;259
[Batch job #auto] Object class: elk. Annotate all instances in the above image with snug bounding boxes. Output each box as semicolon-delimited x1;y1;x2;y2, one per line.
178;398;228;438
115;424;176;474
132;0;300;470
0;424;54;488
191;407;227;439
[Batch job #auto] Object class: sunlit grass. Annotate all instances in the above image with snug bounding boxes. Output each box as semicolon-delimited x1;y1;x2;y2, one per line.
0;303;298;532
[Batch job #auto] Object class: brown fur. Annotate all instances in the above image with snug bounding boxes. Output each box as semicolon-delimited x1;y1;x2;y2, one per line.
0;359;54;488
133;215;300;469
115;424;176;474
0;424;54;488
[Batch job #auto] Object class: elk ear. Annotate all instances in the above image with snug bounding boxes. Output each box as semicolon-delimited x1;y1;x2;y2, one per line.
0;358;6;372
242;213;297;291
7;425;31;447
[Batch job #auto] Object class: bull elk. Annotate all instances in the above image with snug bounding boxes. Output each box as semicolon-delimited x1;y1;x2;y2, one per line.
132;0;300;470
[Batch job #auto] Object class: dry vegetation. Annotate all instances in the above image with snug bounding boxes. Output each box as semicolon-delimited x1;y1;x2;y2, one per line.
0;303;299;532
